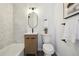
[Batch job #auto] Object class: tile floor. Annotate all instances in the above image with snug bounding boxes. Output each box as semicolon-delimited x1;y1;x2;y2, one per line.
25;51;57;56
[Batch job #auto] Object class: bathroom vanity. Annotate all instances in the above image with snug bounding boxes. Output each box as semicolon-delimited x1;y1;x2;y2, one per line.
24;33;38;55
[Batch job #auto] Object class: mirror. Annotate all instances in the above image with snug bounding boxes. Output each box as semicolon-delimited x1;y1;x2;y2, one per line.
28;12;38;33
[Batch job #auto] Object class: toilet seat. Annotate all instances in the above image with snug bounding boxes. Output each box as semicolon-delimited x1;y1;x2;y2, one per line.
43;44;54;55
43;44;54;51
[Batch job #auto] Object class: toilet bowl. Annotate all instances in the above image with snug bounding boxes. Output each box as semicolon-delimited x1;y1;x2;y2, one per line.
42;34;54;56
43;44;54;56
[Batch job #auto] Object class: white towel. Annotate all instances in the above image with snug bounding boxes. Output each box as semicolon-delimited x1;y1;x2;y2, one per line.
63;19;78;43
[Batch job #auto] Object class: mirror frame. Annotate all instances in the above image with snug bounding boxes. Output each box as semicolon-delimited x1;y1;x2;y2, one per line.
28;12;38;33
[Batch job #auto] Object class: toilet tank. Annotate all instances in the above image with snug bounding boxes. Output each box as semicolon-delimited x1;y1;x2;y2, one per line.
42;34;51;44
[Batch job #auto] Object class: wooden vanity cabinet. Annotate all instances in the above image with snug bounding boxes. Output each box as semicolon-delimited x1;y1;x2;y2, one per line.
24;34;38;55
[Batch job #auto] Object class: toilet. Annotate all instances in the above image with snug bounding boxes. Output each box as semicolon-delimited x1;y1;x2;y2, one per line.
42;34;54;56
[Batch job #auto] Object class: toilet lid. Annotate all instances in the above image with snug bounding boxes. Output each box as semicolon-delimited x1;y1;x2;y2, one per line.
43;44;54;52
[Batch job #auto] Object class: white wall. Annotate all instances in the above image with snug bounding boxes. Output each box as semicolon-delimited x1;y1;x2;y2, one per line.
0;4;14;49
13;4;26;43
13;3;56;50
54;3;65;55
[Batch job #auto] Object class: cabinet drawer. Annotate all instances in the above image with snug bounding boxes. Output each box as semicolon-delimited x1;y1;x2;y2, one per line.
25;35;37;39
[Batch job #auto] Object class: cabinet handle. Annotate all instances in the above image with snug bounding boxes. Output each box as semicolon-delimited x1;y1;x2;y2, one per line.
26;37;29;39
31;37;35;39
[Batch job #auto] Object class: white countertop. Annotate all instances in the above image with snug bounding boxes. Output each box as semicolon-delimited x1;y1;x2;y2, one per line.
24;33;38;35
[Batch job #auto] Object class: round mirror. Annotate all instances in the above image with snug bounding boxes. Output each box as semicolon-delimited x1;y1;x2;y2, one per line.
28;12;38;33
